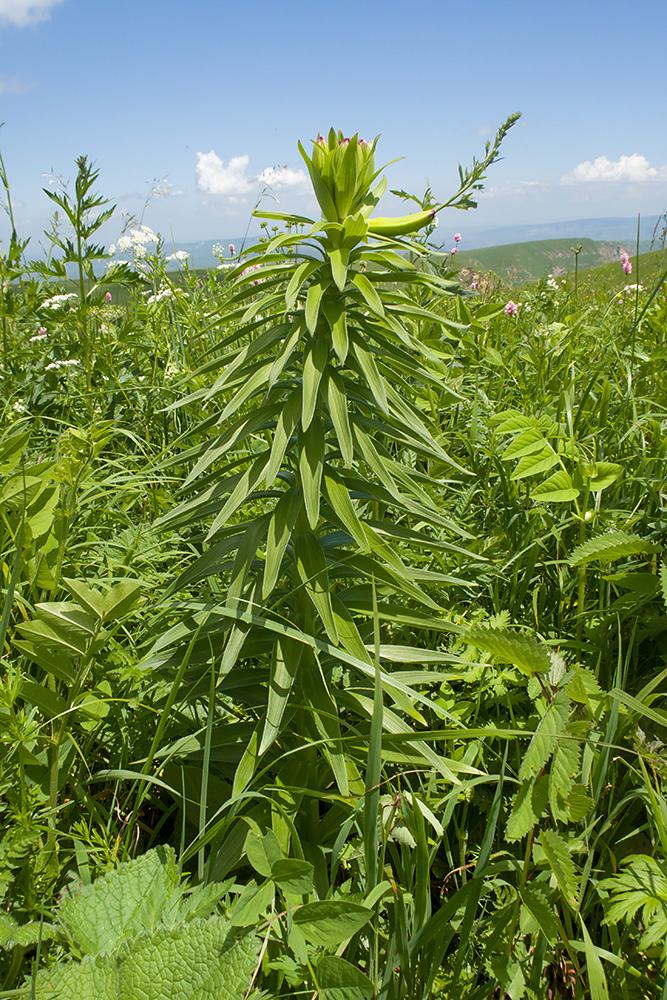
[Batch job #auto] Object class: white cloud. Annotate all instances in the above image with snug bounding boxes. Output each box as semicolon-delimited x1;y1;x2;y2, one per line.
196;151;254;200
196;150;309;202
0;75;33;94
0;0;63;26
258;165;309;190
561;153;667;184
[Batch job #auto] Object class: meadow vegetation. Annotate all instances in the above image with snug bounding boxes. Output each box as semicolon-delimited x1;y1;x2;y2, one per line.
0;123;666;999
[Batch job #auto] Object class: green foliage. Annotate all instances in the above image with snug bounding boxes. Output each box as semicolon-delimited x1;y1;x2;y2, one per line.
1;127;667;1000
31;847;260;1000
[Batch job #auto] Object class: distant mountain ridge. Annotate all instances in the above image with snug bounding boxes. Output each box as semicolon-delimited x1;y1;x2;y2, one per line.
458;215;661;251
166;216;664;272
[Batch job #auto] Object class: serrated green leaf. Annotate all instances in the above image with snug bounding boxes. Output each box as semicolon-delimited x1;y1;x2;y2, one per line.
466;628;552;674
566;784;593;822
568;531;657;567
518;886;558;944
520;690;570;780
568;667;605;717
0;915;55;950
59;846;179;955
506;775;549;841
35;917;259;1000
539;828;579;905
549;733;581;808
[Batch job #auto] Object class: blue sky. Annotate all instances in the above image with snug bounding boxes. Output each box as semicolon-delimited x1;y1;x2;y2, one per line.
1;0;666;249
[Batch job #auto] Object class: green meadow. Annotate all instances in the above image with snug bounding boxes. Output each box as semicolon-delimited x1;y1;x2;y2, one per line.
1;126;666;999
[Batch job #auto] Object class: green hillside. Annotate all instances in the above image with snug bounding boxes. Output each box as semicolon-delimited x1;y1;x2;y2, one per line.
442;236;634;283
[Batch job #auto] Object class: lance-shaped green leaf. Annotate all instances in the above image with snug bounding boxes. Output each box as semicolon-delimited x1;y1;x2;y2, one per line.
322;466;368;551
329;247;350;292
263;487;302;598
226;513;272;610
352;271;384;317
301;653;348;794
260;635;304;754
268;319;305;387
293;529;338;643
349;332;388;414
324;370;353;465
207;451;271;538
302;336;329;429
217;359;275;422
266;388;301;488
305;281;326;334
322;297;348;362
285;257;321;310
298;419;325;529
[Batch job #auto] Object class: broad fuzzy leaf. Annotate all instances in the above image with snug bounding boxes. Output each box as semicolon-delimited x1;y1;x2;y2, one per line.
59;846;180;955
35;918;259;1000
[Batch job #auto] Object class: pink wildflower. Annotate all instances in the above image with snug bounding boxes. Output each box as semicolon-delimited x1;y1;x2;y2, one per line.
106;291;112;302
229;243;236;255
504;300;518;317
623;260;632;275
451;247;458;255
454;233;461;242
39;326;47;335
